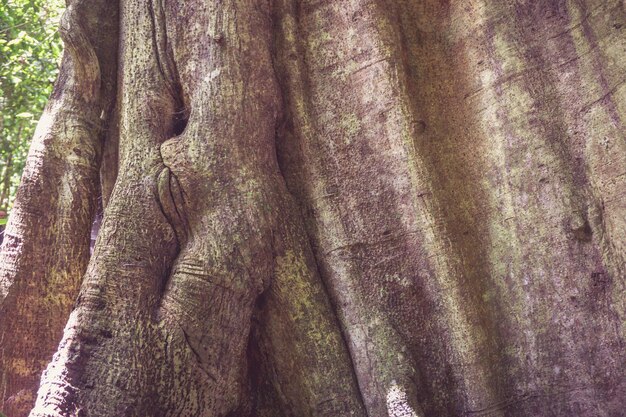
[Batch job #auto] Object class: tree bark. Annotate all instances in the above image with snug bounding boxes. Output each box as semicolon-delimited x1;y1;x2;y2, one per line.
0;1;118;416
1;0;625;416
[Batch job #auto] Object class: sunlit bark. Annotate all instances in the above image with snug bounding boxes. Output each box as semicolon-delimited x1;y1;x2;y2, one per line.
1;0;624;416
0;2;117;415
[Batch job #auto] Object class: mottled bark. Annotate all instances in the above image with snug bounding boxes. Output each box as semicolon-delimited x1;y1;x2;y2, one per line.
30;0;363;415
274;1;626;415
0;1;117;416
1;0;624;416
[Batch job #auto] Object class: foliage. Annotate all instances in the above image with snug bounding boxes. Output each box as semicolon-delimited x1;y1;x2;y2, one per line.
0;0;64;211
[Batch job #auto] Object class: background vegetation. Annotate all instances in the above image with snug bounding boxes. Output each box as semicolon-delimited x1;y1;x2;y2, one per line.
0;0;64;215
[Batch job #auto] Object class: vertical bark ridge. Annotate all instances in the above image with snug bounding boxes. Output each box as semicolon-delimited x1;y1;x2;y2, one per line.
0;1;118;416
274;1;437;415
389;0;609;413
155;0;365;414
378;2;513;414
414;1;626;414
30;0;179;414
31;0;365;415
274;0;502;414
568;0;626;339
251;199;367;416
152;0;284;413
274;0;625;416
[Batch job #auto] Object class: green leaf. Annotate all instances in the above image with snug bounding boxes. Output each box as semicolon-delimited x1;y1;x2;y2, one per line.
1;0;64;209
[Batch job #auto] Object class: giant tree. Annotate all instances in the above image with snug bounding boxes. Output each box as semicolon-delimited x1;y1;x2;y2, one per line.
1;0;625;416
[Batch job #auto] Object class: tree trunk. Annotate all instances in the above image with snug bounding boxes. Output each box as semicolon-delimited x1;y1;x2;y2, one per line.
1;0;625;416
0;1;118;416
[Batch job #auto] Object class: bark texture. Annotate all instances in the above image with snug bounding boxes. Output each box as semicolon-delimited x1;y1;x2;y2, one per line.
1;0;625;416
0;1;117;415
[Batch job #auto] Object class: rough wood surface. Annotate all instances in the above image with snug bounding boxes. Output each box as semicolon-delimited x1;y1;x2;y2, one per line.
0;0;623;416
0;1;118;415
